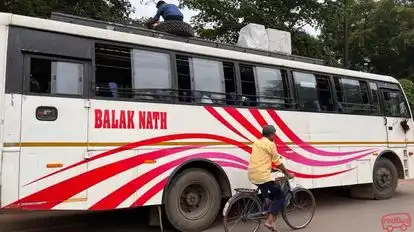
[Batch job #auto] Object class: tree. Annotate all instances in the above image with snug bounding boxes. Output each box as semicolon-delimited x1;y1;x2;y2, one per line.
318;0;414;78
129;16;151;27
3;0;135;23
400;79;414;104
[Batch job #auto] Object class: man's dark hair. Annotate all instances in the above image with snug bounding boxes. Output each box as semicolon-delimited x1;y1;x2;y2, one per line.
156;1;166;8
262;125;276;137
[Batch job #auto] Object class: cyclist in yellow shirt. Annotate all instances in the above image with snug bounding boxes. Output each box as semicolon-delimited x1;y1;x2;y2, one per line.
248;125;294;231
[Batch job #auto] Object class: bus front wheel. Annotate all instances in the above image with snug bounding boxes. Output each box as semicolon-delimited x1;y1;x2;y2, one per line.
164;168;221;232
373;158;398;200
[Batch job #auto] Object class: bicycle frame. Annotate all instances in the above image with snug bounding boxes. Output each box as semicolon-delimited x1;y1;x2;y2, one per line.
243;172;295;221
223;170;316;232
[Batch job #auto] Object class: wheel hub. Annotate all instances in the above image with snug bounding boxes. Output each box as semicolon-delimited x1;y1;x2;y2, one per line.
179;184;209;220
376;167;392;189
185;191;200;206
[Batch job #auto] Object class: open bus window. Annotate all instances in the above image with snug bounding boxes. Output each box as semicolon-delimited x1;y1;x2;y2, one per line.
315;75;334;112
256;67;288;109
131;49;173;101
176;55;192;102
191;58;226;104
240;64;257;106
95;43;132;98
29;57;83;95
223;62;238;105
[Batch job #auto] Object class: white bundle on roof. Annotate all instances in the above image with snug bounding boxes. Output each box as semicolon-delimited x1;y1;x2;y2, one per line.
266;28;291;55
237;23;269;51
237;23;292;55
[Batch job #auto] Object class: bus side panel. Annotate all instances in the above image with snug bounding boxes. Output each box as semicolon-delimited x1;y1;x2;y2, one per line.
404;92;414;179
0;23;5;205
276;111;314;189
1;149;20;207
86;100;253;209
390;85;414;180
304;113;385;188
407;120;414;179
1;94;23;207
409;143;414;179
1;24;21;207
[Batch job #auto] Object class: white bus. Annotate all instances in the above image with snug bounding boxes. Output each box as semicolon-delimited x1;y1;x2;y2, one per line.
0;12;413;232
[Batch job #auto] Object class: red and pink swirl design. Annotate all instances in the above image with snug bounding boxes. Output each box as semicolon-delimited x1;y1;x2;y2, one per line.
5;107;376;210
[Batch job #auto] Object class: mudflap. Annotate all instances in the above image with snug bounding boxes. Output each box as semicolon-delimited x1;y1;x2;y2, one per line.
350;183;375;199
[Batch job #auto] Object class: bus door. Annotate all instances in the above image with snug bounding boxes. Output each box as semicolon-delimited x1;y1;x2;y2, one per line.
19;55;90;208
380;87;409;148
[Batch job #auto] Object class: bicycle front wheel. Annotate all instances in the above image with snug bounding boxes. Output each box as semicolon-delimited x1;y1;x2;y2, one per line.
282;187;316;230
222;193;263;232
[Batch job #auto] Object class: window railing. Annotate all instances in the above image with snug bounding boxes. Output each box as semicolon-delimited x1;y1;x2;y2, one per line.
94;86;296;109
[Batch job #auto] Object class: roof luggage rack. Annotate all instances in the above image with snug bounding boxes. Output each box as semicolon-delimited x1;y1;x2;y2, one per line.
50;12;325;65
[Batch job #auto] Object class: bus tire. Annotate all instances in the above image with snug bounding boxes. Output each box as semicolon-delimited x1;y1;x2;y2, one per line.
164;168;221;232
373;158;398;200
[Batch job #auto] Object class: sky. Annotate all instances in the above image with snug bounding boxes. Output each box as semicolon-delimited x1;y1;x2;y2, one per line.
130;0;320;36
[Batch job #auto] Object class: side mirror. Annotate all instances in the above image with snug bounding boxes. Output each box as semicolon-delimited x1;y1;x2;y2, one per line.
401;119;410;132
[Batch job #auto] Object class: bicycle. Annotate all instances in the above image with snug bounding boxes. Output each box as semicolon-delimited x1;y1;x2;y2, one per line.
222;169;316;232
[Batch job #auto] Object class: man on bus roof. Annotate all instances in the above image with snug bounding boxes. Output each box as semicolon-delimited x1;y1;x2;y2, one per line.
146;1;184;28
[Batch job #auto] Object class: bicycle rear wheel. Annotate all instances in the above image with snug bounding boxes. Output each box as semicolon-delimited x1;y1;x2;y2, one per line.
282;187;316;230
222;192;263;232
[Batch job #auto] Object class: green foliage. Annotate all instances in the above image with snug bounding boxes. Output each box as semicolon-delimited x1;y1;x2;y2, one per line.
319;0;414;78
2;0;135;23
400;79;414;103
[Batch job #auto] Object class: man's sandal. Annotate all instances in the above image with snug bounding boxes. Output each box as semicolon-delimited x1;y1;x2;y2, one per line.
264;223;279;232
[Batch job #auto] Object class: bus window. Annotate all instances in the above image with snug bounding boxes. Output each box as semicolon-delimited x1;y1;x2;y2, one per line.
223;62;238;105
95;43;132;98
293;71;319;112
315;74;334;112
382;89;410;118
29;57;83;96
255;66;288;109
191;58;226;104
369;82;381;114
240;64;257;106
176;55;192;102
334;77;370;114
131;49;173;102
293;71;334;112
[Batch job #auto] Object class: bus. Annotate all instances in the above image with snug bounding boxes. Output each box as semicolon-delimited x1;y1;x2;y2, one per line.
0;12;413;232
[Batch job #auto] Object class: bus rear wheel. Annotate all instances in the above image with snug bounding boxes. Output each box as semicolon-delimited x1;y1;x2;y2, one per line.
373;158;398;200
164;168;221;232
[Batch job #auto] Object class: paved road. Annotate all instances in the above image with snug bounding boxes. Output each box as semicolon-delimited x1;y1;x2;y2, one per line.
1;180;413;232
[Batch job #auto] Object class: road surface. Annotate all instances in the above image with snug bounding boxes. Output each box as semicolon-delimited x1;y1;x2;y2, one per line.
1;180;413;232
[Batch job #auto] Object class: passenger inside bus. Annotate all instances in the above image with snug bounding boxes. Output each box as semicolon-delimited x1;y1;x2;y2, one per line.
200;94;213;104
108;81;119;98
95;44;132;98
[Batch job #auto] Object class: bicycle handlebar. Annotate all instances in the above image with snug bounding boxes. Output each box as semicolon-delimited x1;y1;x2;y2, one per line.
271;168;295;179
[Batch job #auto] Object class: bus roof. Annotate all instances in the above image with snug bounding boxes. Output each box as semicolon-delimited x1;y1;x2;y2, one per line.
0;12;399;84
